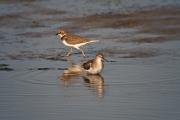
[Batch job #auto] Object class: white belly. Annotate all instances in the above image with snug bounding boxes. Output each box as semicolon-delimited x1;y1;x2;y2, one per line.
86;62;103;74
62;40;86;49
62;40;73;47
88;67;102;74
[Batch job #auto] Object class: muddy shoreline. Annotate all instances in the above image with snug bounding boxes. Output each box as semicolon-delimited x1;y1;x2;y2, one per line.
1;5;180;61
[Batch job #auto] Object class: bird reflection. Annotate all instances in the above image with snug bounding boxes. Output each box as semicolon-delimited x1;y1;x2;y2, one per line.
58;56;105;99
83;74;105;99
59;56;82;87
59;64;82;87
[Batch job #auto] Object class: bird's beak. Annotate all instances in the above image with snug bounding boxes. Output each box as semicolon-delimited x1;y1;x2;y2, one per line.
56;33;59;35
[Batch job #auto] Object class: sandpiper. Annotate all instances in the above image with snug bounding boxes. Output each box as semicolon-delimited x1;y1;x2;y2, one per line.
56;29;99;56
82;53;105;74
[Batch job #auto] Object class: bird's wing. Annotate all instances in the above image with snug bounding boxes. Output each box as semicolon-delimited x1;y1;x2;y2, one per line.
82;59;93;70
66;34;89;44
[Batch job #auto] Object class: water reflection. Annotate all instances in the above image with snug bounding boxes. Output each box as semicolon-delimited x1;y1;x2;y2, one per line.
58;64;82;87
58;56;105;98
83;74;105;98
59;75;80;87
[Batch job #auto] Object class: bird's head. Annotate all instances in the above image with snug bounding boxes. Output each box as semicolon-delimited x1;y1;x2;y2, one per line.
96;53;107;62
56;29;66;39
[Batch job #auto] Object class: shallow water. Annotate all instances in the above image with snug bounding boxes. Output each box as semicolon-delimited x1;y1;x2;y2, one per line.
0;0;180;120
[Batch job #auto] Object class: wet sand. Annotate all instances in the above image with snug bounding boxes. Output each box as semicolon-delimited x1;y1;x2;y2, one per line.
0;0;180;120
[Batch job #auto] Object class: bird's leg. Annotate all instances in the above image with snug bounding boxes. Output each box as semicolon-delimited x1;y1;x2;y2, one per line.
79;48;85;57
66;48;72;56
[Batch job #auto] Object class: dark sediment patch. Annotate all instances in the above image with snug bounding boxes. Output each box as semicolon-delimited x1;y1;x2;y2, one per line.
0;2;65;29
30;20;46;28
28;67;65;71
0;0;36;4
100;48;160;58
0;67;14;71
0;64;8;67
116;33;168;43
68;6;180;29
61;14;133;33
0;64;14;71
132;36;167;43
63;6;180;43
7;50;67;61
0;13;22;27
0;12;46;28
27;4;66;15
17;30;56;38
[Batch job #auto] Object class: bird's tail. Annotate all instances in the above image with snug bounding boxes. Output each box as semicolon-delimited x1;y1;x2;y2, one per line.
86;40;99;44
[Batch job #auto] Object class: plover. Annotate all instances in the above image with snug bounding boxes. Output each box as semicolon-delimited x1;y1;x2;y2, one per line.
82;53;105;74
56;29;99;56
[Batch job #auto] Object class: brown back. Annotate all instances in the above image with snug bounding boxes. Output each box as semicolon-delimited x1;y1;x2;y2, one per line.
64;34;89;44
